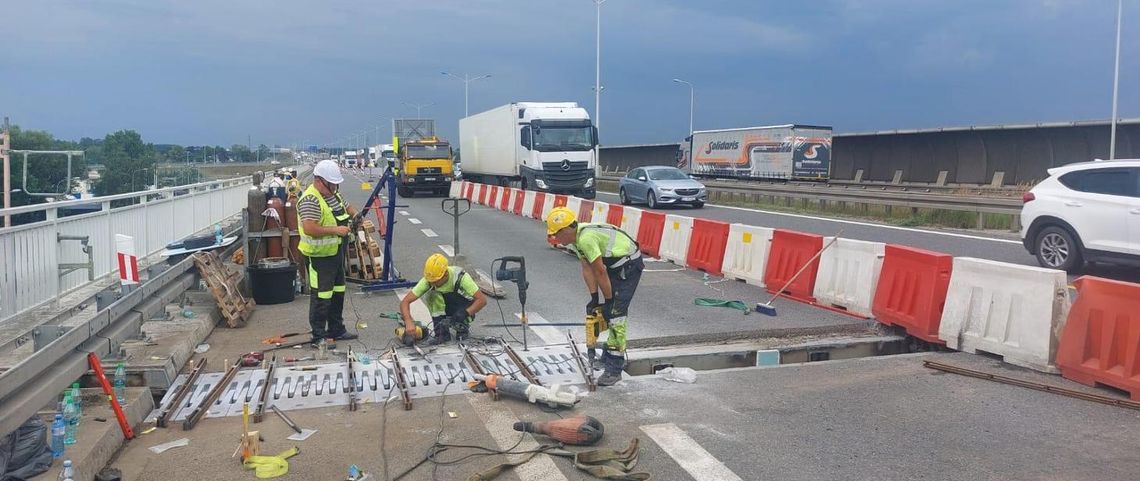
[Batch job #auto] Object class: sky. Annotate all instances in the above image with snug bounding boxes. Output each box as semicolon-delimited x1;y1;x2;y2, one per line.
1;0;1138;148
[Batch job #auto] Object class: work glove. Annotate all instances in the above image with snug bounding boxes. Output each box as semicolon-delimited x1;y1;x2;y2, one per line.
447;313;469;328
402;332;416;347
601;298;615;321
586;292;600;316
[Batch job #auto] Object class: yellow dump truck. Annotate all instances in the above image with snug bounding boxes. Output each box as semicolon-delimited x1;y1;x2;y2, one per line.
396;136;454;197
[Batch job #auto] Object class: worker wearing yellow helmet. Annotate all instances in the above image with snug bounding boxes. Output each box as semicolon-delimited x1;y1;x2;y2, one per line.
546;206;643;386
398;254;487;346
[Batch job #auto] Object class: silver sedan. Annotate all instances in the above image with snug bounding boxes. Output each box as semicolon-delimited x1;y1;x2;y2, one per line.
618;166;707;209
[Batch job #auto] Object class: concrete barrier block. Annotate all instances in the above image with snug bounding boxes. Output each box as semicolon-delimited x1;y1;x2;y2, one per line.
591;201;610;223
522;191;538;219
938;257;1071;373
813;238;885;318
721;224;773;287
659;215;694;266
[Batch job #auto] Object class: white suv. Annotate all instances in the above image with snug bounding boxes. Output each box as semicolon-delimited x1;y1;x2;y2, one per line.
1021;159;1140;272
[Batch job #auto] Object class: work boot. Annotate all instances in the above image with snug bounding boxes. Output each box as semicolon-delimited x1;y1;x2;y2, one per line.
427;333;452;346
597;352;625;387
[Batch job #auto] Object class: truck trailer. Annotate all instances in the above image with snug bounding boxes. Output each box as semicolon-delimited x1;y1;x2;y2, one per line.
460;102;597;198
679;124;832;181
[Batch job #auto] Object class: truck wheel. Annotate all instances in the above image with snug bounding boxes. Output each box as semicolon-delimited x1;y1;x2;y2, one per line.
398;186;413;198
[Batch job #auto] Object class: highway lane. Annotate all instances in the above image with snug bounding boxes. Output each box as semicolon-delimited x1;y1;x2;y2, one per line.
337;167;870;348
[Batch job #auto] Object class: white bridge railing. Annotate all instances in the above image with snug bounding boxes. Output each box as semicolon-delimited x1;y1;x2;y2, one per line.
0;176;252;323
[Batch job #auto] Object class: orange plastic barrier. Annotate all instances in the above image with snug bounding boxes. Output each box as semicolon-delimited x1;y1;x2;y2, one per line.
871;245;952;344
489;186;500;207
606;204;623;226
512;189;525;215
531;192;547;219
477;184;489;205
763;230;823;303
685;219;730;276
553;195;568;208
1056;276;1140;400
578;200;594;223
636;211;666;258
463;182;475;200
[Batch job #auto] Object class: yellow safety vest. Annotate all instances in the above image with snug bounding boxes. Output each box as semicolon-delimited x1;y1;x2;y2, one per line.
297;184;349;257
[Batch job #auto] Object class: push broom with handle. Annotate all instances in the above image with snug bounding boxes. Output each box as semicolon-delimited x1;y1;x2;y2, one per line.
755;229;844;316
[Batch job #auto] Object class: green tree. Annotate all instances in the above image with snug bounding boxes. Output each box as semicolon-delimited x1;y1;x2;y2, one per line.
98;130;156;195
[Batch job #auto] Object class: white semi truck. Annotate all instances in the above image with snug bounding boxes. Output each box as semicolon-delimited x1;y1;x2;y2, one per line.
460;102;597;198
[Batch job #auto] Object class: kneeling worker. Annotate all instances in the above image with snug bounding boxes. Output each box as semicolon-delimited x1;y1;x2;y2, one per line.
546;207;644;386
399;254;487;346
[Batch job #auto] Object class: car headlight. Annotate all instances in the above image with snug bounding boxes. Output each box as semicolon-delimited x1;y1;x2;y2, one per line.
535;179;548;189
584;178;594;188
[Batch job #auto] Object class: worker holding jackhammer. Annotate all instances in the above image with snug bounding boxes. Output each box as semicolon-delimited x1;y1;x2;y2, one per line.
546;207;644;386
298;160;360;345
399;254;487;346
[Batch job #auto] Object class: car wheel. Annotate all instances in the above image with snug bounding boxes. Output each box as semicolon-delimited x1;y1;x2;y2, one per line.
647;192;658;209
619;188;630;205
1036;226;1083;272
692;201;704;209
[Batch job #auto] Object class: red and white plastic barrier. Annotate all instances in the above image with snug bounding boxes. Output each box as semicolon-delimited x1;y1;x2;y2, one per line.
721;224;773;287
813;238;886;318
659;215;694;266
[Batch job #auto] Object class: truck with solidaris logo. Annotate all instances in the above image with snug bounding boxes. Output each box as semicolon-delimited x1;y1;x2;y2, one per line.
677;124;832;181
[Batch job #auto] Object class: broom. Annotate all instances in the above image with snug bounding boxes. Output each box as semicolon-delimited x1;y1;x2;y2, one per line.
755;229;843;316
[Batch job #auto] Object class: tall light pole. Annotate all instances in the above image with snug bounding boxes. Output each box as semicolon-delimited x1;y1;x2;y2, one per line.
593;0;606;161
442;72;492;118
672;78;694;140
403;102;434;119
1110;0;1123;160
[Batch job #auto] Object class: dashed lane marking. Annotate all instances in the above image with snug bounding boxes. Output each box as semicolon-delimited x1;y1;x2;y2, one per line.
408;218;422;224
438;245;454;257
399;210;409;216
421;228;438;238
640;423;744;481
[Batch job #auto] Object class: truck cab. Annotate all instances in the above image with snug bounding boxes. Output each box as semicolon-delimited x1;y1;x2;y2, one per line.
397;137;454;197
516;103;597;198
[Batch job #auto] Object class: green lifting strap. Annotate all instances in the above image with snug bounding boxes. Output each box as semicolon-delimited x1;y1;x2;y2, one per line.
694;297;751;314
465;438;650;481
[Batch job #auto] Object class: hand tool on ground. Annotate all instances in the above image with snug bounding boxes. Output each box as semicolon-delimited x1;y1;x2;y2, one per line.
86;352;135;439
469;373;577;409
270;405;302;434
513;415;604;446
253;355;276;423
156;357;207;428
755;228;844;316
262;339;312;352
241;351;265;367
283;356;314;362
261;331;310;345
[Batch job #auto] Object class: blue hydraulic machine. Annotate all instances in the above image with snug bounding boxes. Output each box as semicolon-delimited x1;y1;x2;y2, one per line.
357;165;416;292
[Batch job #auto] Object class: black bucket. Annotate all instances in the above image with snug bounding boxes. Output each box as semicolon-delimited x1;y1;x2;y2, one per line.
248;260;296;305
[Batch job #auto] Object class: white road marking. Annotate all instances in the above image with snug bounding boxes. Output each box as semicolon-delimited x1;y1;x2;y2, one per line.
598;191;1022;245
408;218;422;224
641;423;744;481
438;244;455;257
515;312;570;346
393;288;432;326
398;210;409;216
421;228;438;238
468;393;569;481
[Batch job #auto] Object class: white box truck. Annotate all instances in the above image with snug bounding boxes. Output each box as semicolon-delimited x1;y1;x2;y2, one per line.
679;124;832;181
460;102;598;198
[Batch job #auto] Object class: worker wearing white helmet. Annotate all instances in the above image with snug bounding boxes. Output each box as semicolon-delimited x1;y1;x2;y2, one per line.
297;160;359;344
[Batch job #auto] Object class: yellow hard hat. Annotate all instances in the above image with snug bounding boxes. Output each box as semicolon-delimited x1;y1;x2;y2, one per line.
546;206;577;235
424;253;449;282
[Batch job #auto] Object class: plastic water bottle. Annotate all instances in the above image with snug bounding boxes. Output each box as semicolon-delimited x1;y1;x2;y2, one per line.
113;362;127;406
70;383;82;419
214;224;224;245
317;339;328;360
59;459;74;481
51;414;66;457
63;394;78;445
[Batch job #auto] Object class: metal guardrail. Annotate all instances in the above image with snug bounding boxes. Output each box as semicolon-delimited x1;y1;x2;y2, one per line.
596;175;1024;230
0;176;252;323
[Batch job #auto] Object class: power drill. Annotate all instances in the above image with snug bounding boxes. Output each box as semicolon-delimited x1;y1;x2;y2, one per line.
585;306;608;369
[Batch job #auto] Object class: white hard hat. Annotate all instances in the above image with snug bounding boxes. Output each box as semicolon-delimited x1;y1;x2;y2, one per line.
313;160;344;184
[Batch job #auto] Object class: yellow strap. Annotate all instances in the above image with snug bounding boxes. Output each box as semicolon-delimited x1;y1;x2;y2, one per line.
243;446;300;479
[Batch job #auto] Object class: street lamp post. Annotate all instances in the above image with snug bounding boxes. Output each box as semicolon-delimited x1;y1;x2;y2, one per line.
403;102;434;119
672;78;695;140
442;72;492;118
593;0;606;163
1110;0;1123;160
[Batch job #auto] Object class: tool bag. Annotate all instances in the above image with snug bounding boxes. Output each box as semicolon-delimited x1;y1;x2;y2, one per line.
466;438;649;481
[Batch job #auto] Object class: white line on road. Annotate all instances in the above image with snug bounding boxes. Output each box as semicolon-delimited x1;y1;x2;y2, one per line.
598;191;1022;245
640;423;744;481
393;288;431;326
421;228;438;238
468;393;569;481
408;218;422;224
438;244;455;257
515;312;569;346
398;210;409;216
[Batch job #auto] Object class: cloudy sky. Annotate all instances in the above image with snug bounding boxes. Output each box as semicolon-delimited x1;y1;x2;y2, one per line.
1;0;1137;147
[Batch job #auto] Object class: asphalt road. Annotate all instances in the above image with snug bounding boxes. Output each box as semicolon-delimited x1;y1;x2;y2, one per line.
337;168;870;348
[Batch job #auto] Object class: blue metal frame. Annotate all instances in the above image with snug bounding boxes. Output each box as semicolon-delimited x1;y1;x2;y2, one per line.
359;166;416;292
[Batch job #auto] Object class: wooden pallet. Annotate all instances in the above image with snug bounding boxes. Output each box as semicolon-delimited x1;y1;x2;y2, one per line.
344;222;384;282
193;251;255;328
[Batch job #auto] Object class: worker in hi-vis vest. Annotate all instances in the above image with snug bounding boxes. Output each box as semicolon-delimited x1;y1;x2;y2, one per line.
297;160;360;344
